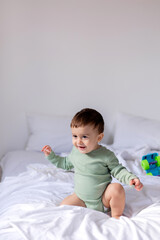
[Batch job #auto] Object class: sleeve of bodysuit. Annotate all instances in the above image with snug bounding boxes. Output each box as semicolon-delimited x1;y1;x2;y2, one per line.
46;150;74;170
107;151;138;185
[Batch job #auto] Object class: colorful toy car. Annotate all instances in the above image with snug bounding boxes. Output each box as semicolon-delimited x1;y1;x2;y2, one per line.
141;153;160;176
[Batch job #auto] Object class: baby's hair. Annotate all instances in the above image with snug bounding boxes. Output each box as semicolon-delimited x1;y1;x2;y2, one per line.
70;108;104;134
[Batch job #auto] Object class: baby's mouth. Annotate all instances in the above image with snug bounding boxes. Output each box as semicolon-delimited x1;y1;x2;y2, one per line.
78;146;86;150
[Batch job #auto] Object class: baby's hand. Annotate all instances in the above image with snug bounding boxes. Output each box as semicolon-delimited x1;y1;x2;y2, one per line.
130;178;143;191
41;145;52;156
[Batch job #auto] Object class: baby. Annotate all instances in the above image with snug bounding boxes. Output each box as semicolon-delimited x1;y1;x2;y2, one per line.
42;108;143;219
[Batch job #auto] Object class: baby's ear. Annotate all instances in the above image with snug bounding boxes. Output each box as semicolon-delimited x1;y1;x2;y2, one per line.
98;133;104;142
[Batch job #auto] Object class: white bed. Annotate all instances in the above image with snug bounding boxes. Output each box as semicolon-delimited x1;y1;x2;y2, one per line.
0;112;160;240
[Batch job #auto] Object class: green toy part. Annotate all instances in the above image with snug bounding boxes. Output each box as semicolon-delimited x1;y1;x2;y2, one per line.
147;172;153;176
141;159;150;170
155;156;160;167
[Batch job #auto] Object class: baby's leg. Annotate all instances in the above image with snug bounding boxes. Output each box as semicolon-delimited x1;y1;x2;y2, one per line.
102;183;125;219
60;193;86;208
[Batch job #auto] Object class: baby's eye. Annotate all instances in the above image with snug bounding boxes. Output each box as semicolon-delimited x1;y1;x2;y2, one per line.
73;135;77;138
82;135;88;139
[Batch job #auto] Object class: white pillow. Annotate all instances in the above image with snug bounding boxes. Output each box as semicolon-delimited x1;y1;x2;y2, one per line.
26;114;73;154
0;150;48;181
113;112;160;150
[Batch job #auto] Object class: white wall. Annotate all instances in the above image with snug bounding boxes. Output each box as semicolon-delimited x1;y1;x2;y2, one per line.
1;0;160;158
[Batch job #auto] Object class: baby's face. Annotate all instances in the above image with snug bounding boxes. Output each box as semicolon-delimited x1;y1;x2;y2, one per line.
71;125;104;154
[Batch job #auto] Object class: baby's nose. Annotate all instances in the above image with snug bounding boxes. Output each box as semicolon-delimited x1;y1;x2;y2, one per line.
77;137;83;144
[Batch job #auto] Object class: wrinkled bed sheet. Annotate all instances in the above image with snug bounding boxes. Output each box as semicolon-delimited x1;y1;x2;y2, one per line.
0;145;160;240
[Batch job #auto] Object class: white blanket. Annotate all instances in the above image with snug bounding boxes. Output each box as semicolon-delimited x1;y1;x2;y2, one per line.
0;146;160;240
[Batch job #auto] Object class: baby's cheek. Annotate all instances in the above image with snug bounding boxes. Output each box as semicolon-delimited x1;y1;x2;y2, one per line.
72;140;76;146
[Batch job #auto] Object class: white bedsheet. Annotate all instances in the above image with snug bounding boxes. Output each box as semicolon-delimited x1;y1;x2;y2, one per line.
0;146;160;240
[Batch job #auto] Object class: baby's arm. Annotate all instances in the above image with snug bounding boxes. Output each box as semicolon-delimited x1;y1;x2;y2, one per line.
41;145;52;156
130;178;143;191
41;145;74;171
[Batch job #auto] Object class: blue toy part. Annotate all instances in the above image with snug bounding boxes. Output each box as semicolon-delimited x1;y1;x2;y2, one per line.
141;152;160;176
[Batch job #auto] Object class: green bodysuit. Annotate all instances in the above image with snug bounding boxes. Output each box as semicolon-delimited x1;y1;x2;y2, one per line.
47;146;137;212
